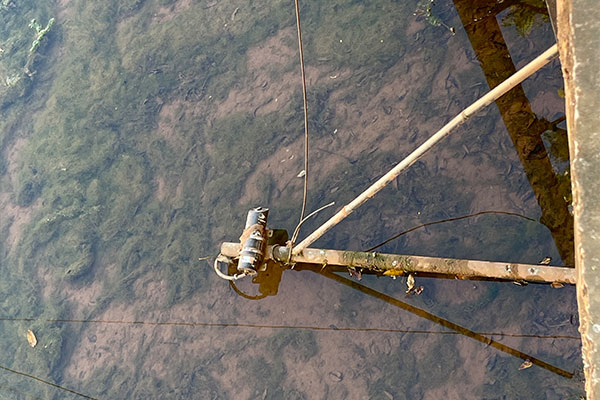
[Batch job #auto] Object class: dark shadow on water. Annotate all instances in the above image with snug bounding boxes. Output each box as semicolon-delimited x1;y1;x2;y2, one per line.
453;0;574;265
303;265;575;378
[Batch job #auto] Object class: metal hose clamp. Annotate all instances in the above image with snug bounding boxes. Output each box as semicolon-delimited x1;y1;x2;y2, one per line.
213;254;255;281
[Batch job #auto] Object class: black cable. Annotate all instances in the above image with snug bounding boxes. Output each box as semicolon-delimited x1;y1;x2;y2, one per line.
0;365;98;400
0;317;578;339
366;210;536;252
291;0;310;247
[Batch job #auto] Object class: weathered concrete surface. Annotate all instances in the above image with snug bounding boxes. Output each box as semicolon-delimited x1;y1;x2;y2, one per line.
557;0;600;397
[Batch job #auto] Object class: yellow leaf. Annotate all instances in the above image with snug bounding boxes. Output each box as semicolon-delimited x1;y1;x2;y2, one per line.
26;329;37;348
383;269;404;276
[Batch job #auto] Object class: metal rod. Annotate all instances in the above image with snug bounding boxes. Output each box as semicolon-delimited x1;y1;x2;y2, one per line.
220;242;575;284
292;44;559;255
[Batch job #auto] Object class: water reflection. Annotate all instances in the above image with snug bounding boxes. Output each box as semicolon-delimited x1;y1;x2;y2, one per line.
223;254;578;378
313;267;574;378
0;264;581;399
454;0;574;265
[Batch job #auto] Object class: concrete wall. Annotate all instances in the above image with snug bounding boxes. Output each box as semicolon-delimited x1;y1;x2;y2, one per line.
557;0;600;397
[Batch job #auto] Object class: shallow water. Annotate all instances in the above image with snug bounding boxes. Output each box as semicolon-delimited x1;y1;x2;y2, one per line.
0;0;583;399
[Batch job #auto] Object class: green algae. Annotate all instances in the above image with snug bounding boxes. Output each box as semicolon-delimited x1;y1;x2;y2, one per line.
0;0;583;399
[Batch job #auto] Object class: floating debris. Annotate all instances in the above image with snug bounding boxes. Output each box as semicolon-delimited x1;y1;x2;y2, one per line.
347;267;362;281
551;281;564;289
414;286;424;295
383;269;403;279
383;390;394;400
230;7;239;21
328;371;344;382
26;329;37;348
519;359;533;370
538;257;552;265
406;274;415;294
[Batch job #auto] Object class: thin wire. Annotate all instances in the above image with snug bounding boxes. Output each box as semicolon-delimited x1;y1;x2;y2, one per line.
292;0;310;246
292;44;559;255
0;317;579;339
290;201;335;245
0;365;99;400
366;210;536;252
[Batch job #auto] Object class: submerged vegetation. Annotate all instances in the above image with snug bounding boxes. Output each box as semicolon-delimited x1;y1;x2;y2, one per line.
0;0;581;398
502;0;549;36
27;17;54;54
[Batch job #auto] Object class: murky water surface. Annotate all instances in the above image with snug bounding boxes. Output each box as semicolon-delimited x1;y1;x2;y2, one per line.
0;0;583;398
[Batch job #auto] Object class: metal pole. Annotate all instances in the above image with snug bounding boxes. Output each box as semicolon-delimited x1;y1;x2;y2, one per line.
292;44;559;255
220;242;575;284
